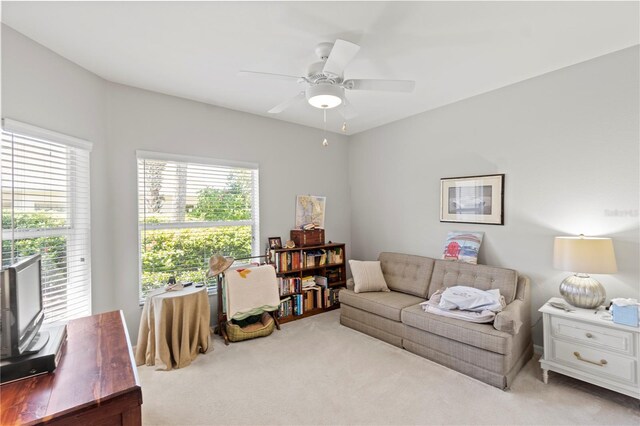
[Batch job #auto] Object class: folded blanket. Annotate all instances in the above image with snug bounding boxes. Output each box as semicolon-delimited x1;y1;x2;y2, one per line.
420;287;506;324
422;303;498;323
439;286;505;312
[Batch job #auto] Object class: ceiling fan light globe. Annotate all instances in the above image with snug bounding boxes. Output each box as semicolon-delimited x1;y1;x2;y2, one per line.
306;84;343;109
308;94;342;109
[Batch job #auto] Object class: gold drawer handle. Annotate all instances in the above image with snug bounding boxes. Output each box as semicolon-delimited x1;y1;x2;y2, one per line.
573;351;607;367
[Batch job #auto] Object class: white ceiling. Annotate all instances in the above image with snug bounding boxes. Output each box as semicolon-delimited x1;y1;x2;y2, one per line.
2;1;638;135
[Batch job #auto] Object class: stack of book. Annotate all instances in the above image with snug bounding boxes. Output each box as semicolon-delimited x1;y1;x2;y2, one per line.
301;276;316;290
314;275;328;288
326;269;342;284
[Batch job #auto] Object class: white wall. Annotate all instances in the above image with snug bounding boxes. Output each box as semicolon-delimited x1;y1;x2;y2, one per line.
1;25;114;315
348;46;640;345
1;25;351;341
105;83;350;340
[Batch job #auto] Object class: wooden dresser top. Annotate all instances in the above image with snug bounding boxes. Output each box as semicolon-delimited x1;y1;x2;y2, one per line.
0;311;141;425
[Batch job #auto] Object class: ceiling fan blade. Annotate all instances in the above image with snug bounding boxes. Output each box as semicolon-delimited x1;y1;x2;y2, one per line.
239;70;302;81
322;39;360;77
268;92;306;114
344;79;415;93
339;97;358;120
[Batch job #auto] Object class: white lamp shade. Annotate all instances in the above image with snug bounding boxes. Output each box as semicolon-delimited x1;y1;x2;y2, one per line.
553;236;617;274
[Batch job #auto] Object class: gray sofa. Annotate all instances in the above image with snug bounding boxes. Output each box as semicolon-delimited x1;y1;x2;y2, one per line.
340;252;533;389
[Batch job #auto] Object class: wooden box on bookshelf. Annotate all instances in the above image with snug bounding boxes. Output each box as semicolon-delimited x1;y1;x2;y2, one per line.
290;228;325;247
271;243;346;324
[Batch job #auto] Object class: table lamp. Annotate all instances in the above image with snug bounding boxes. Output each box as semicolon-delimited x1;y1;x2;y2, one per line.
553;234;617;309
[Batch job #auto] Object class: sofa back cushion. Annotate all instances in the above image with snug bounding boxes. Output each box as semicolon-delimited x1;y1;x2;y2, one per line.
378;252;434;298
429;260;518;304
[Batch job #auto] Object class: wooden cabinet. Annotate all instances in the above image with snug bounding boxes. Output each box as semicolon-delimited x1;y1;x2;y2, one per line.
271;243;346;324
0;311;142;425
539;297;639;399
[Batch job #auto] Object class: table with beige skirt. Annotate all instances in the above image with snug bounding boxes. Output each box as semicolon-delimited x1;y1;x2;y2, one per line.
136;286;211;370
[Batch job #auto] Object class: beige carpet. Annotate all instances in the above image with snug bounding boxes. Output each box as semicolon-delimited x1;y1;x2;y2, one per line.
138;309;640;425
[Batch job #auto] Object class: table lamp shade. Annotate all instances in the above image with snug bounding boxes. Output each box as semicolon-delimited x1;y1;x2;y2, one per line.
553;235;617;309
553;236;617;274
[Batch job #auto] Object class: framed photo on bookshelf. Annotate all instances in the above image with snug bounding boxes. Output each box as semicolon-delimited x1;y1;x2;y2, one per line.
268;237;282;249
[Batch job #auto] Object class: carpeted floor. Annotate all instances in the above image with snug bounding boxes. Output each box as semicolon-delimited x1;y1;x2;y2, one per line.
138;309;640;425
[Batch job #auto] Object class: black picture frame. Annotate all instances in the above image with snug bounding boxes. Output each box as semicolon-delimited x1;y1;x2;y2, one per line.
268;237;282;249
440;174;505;225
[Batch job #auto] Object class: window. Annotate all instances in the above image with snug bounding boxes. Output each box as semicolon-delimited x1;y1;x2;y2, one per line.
1;119;92;323
137;151;259;298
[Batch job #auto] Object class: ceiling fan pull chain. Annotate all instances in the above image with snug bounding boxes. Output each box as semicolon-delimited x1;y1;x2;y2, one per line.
322;109;329;147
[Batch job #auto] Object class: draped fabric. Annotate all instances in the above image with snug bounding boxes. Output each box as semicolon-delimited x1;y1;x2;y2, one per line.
136;286;210;370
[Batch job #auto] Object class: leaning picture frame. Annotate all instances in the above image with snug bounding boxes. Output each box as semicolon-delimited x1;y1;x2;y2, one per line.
268;237;282;249
440;174;505;225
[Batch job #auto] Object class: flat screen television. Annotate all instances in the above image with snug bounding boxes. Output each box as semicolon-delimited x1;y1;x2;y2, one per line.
0;254;49;359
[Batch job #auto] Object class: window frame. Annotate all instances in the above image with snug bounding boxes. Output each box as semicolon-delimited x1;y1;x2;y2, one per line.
1;118;93;323
136;150;260;301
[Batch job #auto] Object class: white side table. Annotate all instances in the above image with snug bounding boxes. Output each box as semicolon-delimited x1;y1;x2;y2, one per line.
539;297;639;399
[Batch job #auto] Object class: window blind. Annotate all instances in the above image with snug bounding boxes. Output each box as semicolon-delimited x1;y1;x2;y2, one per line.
1;122;92;323
137;151;259;298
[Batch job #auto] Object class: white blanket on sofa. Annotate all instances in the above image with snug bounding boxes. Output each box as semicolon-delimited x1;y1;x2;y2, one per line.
420;286;506;324
439;286;505;312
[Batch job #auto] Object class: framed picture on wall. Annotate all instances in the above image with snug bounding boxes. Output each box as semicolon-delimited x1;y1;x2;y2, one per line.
440;174;504;225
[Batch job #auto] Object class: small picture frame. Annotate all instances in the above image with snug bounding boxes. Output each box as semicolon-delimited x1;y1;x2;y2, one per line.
268;237;282;249
440;174;505;225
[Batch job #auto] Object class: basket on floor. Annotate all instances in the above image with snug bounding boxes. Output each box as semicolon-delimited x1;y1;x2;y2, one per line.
225;312;275;342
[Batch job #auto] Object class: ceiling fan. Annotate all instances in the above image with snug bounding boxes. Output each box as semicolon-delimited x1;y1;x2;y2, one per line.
239;39;415;119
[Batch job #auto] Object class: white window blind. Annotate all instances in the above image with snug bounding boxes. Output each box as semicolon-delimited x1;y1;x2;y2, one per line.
137;151;259;298
1;121;92;323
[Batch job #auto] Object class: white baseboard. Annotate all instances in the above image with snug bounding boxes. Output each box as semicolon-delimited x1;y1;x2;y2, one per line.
533;344;543;355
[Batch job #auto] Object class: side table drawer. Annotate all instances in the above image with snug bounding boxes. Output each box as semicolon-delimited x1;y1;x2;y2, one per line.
551;316;634;355
551;339;637;385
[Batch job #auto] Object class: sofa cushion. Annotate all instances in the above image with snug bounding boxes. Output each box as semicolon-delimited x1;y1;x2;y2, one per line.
378;252;434;298
349;260;390;293
401;304;512;355
428;260;518;304
339;289;424;322
340;304;405;340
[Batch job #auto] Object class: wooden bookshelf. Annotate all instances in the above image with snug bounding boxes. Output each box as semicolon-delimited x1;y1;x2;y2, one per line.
271;242;346;324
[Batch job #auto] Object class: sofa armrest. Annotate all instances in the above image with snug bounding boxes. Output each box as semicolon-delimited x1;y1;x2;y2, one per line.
346;278;355;291
494;300;524;334
494;275;531;335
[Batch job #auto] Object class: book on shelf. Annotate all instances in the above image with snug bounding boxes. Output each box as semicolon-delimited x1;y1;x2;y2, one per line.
326;268;342;284
278;276;301;296
293;294;303;315
327;247;343;264
304;249;326;268
279;296;292;318
324;287;342;308
302;286;323;311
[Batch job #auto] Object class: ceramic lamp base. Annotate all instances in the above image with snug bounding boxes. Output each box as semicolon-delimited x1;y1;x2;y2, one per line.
559;273;606;309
